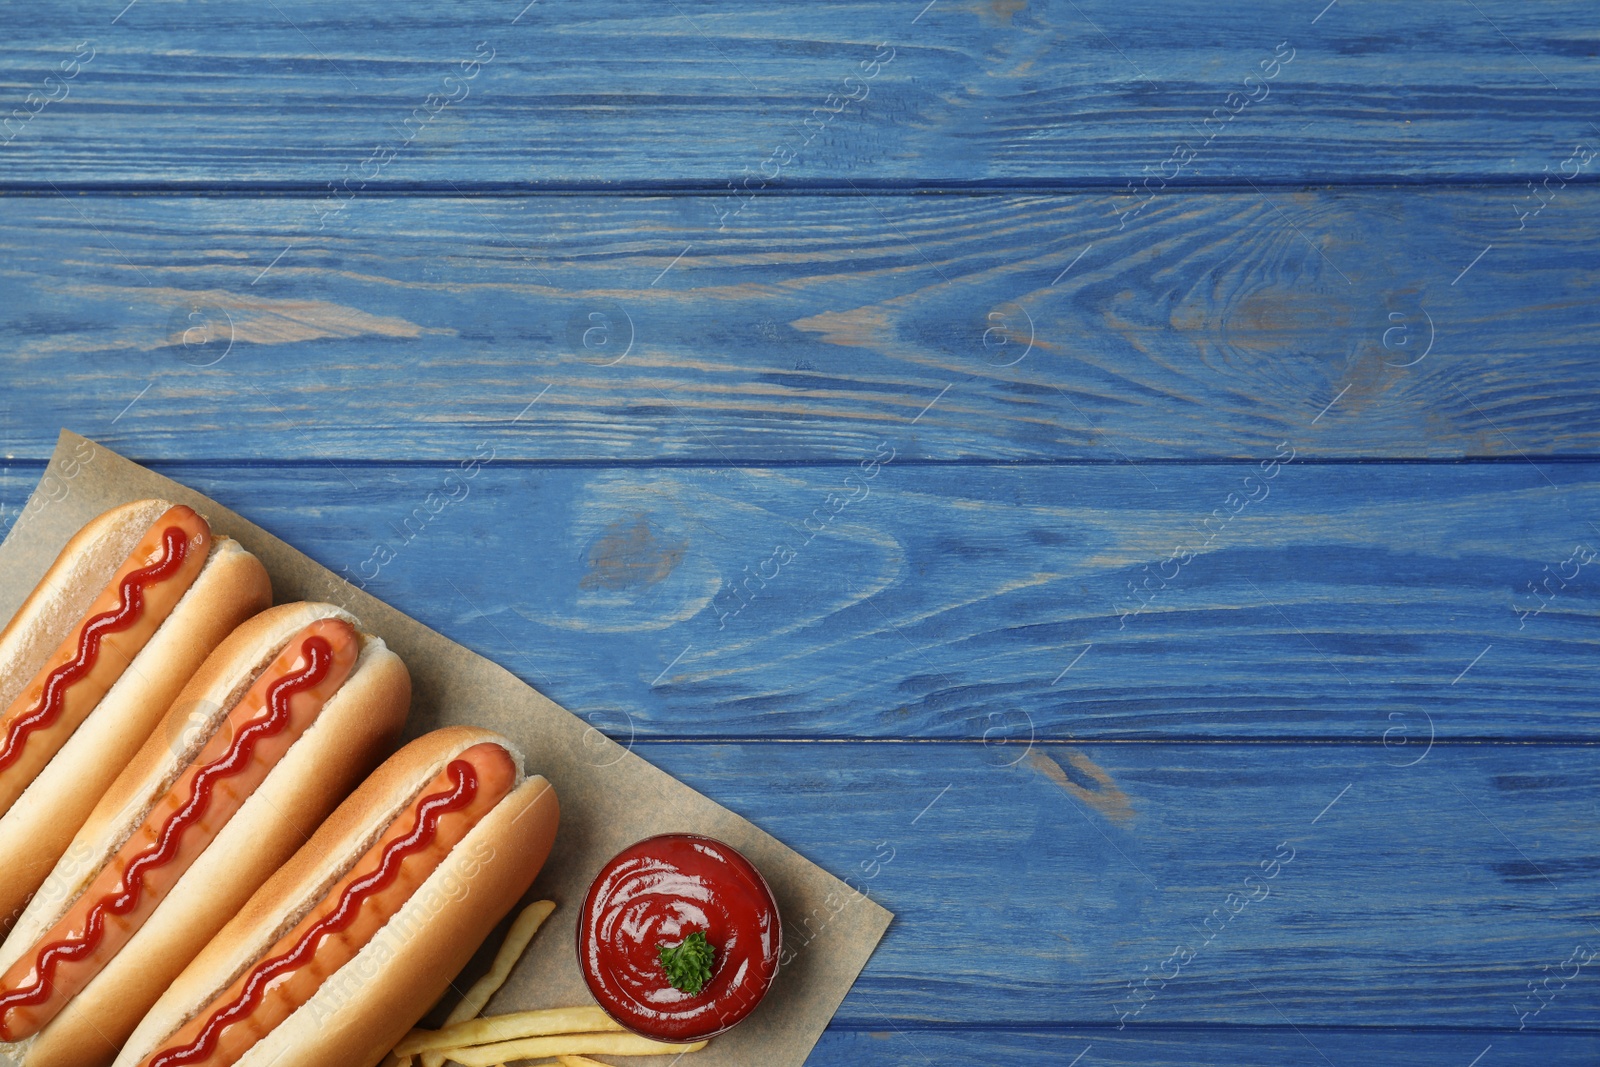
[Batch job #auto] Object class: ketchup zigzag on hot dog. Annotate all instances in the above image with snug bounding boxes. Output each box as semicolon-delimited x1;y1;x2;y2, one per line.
0;602;410;1067
118;727;559;1067
0;500;271;936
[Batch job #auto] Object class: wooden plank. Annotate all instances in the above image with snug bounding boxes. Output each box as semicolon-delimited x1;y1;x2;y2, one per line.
1;189;1596;462
637;740;1600;1029
807;1028;1593;1066
5;459;1596;1036
0;1;1593;185
5;460;1596;741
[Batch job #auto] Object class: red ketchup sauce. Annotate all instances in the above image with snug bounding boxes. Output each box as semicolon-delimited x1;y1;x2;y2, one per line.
0;634;336;1041
0;524;188;775
579;833;780;1043
144;760;481;1067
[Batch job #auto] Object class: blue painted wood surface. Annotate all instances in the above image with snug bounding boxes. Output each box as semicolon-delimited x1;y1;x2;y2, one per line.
804;1029;1596;1067
0;460;1591;742
640;741;1600;1030
3;0;1599;1062
0;1;1595;185
0;190;1596;461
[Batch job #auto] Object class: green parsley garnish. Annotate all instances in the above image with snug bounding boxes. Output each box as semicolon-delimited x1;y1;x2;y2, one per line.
657;930;715;995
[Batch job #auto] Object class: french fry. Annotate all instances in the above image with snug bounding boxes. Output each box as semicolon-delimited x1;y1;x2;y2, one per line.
419;900;558;1067
443;1034;707;1066
376;1055;412;1067
558;1057;616;1067
395;1007;622;1056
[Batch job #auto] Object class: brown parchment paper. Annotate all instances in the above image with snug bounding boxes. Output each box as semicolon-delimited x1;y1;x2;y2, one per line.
0;431;891;1067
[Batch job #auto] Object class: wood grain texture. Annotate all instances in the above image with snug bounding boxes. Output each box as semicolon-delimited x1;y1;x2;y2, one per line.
7;2;1599;1059
806;1028;1596;1066
0;189;1596;461
0;0;1594;185
4;460;1595;741
635;740;1600;1029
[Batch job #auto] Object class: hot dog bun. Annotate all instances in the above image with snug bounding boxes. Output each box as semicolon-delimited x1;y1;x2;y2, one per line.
0;603;411;1067
0;500;271;935
0;500;170;711
119;727;559;1067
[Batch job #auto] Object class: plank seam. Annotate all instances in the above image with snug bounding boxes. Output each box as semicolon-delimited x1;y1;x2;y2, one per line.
11;458;1600;471
608;738;1600;746
822;1020;1600;1035
3;178;1599;198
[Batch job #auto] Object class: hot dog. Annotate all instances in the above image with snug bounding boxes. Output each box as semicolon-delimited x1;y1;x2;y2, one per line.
0;603;411;1067
118;728;559;1067
0;500;271;935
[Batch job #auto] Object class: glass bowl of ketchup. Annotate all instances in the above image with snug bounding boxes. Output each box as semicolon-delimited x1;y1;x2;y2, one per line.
578;833;781;1043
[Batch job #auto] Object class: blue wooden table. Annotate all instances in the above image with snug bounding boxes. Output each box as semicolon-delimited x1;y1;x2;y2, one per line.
4;1;1599;1063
